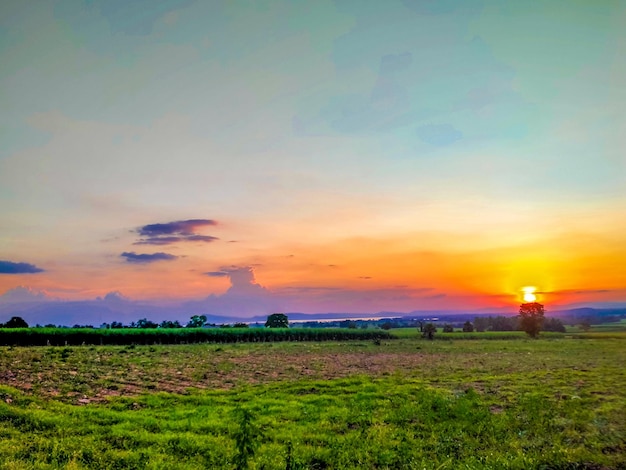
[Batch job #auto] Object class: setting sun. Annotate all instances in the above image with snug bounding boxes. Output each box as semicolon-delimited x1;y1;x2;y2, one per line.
522;286;537;303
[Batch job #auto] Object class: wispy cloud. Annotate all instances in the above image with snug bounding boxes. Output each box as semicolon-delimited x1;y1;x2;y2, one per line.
0;260;45;274
134;219;219;245
203;271;229;277
121;252;178;263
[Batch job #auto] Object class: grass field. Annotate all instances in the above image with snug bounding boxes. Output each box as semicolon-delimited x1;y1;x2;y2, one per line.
0;332;624;469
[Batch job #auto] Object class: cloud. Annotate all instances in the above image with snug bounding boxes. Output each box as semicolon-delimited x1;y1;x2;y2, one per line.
0;286;52;303
204;271;229;277
188;266;280;316
415;124;463;146
99;291;131;303
135;235;219;245
134;219;219;245
0;260;45;274
138;219;216;236
121;252;177;263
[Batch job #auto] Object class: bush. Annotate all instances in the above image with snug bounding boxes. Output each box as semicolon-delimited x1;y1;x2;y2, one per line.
422;323;436;340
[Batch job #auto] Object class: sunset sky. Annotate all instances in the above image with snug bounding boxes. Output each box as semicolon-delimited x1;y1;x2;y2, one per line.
1;0;625;316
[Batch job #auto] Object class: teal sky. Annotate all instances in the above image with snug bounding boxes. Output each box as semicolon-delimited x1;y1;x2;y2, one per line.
1;0;625;314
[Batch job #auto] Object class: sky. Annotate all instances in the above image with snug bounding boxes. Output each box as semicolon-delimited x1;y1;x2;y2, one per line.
1;0;625;317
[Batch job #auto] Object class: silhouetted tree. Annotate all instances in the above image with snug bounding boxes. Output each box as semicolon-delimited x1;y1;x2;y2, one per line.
462;321;474;332
136;318;158;329
233;322;249;328
518;302;545;338
265;313;289;328
2;316;28;328
187;315;207;328
442;324;454;333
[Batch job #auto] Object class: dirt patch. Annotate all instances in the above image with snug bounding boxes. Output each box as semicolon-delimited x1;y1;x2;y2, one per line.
0;345;434;403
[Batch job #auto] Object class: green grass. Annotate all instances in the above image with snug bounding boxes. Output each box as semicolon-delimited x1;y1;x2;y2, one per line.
0;335;624;469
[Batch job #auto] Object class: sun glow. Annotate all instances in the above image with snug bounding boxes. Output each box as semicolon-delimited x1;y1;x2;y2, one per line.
522;286;537;303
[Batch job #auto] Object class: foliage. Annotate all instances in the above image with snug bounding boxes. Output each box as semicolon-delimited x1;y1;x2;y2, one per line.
442;323;453;333
543;317;566;333
136;318;158;329
422;323;436;340
462;321;474;332
187;315;207;328
233;323;249;328
519;302;546;338
0;327;393;346
233;408;264;470
1;316;29;328
265;313;289;328
473;315;518;332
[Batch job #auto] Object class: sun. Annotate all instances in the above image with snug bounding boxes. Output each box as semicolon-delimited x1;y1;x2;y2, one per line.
522;286;537;303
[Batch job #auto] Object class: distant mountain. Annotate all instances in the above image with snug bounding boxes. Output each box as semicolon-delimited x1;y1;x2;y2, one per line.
1;285;625;327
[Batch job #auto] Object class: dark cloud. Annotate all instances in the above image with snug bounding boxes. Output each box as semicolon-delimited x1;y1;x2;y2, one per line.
358;276;373;280
134;219;218;245
134;236;183;245
204;271;229;277
135;235;219;245
138;219;216;236
121;252;177;263
0;260;45;274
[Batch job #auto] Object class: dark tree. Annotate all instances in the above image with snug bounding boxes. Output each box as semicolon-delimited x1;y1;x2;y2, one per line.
543;317;566;333
422;323;436;340
136;318;158;329
518;302;545;338
233;322;249;328
2;316;29;328
462;321;474;333
473;317;488;332
265;313;289;328
442;323;453;333
187;315;207;328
